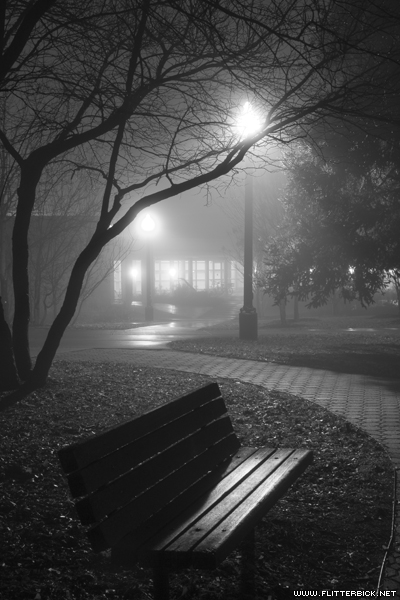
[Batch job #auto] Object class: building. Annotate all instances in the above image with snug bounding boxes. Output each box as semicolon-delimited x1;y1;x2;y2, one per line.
111;194;244;310
76;192;245;321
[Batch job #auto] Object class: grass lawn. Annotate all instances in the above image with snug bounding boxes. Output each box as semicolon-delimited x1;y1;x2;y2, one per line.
169;314;400;379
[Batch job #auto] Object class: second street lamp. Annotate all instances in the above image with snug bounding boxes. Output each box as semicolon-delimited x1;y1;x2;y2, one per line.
140;213;156;322
239;170;257;340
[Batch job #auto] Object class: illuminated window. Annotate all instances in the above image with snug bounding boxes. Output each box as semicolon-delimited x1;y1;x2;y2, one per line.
193;260;206;290
130;260;141;295
209;261;223;289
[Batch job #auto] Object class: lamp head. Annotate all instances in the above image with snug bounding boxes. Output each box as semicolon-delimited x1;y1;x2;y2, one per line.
140;213;156;233
236;101;264;140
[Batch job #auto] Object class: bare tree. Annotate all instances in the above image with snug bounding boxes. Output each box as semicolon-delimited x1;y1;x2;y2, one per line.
1;0;400;407
26;173;132;324
0;100;18;323
0;97;20;390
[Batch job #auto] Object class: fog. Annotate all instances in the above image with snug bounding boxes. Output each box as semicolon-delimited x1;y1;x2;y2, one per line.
132;168;287;258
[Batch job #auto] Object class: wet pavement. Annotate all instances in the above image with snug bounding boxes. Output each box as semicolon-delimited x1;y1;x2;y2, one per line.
30;318;230;352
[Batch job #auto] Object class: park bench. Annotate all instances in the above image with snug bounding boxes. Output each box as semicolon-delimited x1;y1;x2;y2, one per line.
58;382;312;600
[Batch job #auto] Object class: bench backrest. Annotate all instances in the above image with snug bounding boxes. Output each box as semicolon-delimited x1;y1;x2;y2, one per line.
58;382;241;552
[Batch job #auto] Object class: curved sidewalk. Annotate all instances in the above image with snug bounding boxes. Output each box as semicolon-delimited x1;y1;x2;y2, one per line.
58;347;400;593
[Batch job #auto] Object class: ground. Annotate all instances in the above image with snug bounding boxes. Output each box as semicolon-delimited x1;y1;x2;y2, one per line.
0;313;398;599
170;314;400;379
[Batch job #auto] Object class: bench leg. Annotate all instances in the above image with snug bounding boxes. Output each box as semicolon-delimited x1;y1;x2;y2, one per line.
240;529;256;600
153;565;169;600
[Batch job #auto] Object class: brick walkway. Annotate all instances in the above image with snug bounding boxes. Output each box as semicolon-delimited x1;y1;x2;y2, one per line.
58;347;400;593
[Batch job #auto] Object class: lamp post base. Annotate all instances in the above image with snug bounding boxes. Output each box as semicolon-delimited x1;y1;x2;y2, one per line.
145;305;154;321
239;309;258;340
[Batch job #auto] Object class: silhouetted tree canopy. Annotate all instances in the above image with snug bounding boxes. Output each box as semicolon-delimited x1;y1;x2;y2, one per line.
258;127;400;309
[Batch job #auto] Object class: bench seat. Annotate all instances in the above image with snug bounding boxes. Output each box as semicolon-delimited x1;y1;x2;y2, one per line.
58;382;312;599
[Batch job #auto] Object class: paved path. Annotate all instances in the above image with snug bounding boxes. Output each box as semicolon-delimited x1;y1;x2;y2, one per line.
57;345;400;593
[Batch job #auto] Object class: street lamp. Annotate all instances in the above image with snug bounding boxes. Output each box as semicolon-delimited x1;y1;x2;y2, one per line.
140;213;156;321
237;102;263;341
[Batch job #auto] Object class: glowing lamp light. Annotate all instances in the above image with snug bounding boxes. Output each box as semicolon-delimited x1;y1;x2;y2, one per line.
140;213;156;233
236;101;264;140
140;212;157;322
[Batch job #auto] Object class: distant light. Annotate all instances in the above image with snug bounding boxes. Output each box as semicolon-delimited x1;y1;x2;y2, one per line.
130;269;138;279
141;213;156;233
169;268;177;277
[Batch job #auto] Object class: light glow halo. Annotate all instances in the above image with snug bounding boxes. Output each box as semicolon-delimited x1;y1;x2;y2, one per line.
236;101;264;140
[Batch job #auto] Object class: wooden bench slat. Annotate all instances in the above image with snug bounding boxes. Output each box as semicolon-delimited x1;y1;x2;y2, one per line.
67;396;229;498
158;448;295;559
134;447;279;565
76;415;237;525
191;448;313;568
111;446;257;567
87;431;242;552
59;382;222;473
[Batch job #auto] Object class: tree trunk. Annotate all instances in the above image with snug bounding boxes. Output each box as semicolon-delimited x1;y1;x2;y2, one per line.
33;243;43;325
0;273;10;322
0;236;107;410
12;163;43;380
29;239;104;387
331;291;339;316
0;297;19;390
279;298;287;325
293;293;299;321
396;284;400;317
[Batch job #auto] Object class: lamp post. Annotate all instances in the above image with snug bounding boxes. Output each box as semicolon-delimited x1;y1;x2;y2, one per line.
239;170;257;339
237;102;262;341
140;213;156;321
